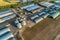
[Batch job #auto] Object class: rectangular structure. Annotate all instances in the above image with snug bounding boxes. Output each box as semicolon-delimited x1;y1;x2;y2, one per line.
0;32;14;40
20;4;34;9
0;27;10;36
20;0;33;3
33;17;43;23
25;5;40;11
0;14;16;23
39;2;54;8
55;1;60;6
51;5;60;11
0;10;13;18
49;11;60;19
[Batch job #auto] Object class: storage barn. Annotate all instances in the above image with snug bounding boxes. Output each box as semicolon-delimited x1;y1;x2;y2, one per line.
20;0;33;3
25;5;40;11
55;1;60;6
20;4;35;9
44;8;52;13
0;10;16;23
39;2;54;8
0;26;16;40
0;27;10;36
50;5;60;11
25;4;44;14
42;13;49;18
27;14;39;22
33;17;43;23
0;10;13;18
0;32;14;40
31;7;44;13
31;15;39;19
20;4;44;14
27;12;43;23
0;14;16;23
38;12;49;18
49;11;60;19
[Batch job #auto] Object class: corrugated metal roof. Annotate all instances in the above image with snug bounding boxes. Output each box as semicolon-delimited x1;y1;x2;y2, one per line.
31;15;39;20
0;26;16;40
44;9;52;13
38;12;45;16
0;32;13;40
51;5;60;10
49;11;60;19
41;13;49;18
33;16;43;23
20;0;33;3
0;27;10;36
38;12;49;18
0;10;12;15
0;14;16;23
20;4;34;9
41;2;54;7
0;10;13;18
55;1;60;5
25;5;40;11
0;14;16;20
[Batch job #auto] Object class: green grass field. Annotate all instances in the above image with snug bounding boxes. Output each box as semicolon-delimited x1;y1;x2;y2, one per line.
0;0;18;6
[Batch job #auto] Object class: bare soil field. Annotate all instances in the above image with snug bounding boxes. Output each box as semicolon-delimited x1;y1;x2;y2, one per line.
22;16;60;40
